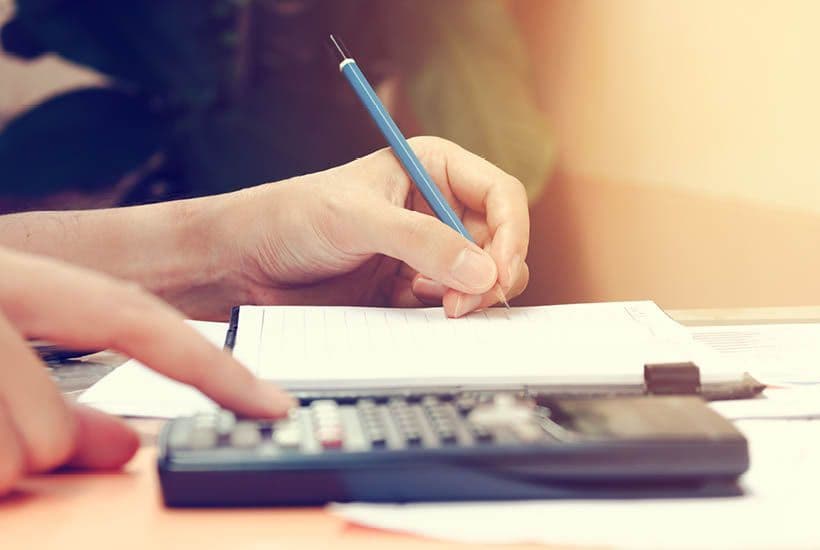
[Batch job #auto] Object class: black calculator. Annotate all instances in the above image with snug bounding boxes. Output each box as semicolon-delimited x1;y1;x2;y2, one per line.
158;393;748;506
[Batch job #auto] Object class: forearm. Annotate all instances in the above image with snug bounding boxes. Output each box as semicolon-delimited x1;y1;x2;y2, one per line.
0;197;246;320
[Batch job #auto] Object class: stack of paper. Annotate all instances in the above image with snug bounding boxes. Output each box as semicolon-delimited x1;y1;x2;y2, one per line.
78;320;225;417
80;301;734;416
231;301;732;389
690;323;820;384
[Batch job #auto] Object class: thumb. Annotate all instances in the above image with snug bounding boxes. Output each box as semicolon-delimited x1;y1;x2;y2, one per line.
363;206;497;294
67;403;140;470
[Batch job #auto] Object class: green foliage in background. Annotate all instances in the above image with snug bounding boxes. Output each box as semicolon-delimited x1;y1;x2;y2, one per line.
402;1;552;202
0;0;551;204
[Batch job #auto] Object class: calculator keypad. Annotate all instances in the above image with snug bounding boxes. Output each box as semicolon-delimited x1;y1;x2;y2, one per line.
166;394;546;454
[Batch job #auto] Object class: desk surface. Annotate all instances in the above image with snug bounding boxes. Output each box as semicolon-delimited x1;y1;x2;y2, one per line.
4;306;819;549
5;448;560;550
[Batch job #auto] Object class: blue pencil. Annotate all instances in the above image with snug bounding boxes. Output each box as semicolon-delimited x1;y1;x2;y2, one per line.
328;35;509;308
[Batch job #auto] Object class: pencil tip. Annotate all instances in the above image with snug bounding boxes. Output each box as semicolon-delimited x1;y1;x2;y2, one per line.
494;285;511;309
328;34;350;63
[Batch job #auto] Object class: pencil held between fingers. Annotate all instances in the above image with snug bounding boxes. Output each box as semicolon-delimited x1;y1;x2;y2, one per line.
328;38;528;316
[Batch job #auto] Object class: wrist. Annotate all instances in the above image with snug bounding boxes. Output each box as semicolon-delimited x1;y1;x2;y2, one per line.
145;194;250;320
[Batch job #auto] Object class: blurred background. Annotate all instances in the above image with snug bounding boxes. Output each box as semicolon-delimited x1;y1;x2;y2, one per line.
2;0;819;310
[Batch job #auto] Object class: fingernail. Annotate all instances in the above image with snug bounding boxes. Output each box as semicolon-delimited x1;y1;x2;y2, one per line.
454;293;483;318
413;277;447;299
507;254;522;290
450;248;496;291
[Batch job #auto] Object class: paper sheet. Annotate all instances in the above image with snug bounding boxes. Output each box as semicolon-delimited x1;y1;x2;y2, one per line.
690;323;820;384
78;320;226;417
80;307;820;420
331;419;820;550
232;302;730;388
710;384;820;420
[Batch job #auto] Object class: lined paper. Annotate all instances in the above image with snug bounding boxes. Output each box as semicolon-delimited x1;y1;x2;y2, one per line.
690;323;820;384
232;302;727;390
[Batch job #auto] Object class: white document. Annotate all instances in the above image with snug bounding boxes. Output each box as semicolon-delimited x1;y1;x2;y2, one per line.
78;320;226;417
331;419;820;550
710;384;820;420
232;301;733;390
78;302;748;418
690;323;820;384
79;304;820;420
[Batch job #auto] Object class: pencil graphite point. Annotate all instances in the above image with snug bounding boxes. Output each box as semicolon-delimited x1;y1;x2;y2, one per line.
495;284;511;309
328;34;350;63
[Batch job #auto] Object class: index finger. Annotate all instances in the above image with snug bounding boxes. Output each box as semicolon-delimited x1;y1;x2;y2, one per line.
0;249;294;418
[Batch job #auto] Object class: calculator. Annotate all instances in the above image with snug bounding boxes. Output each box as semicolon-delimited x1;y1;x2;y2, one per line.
158;393;749;506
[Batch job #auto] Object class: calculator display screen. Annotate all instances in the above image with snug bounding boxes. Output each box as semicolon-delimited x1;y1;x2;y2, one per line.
550;396;742;440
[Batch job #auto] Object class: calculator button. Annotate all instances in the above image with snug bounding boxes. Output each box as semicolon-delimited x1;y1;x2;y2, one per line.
316;420;342;434
398;423;417;436
470;425;494;442
512;423;544;443
437;430;457;444
359;400;387;447
430;422;450;433
189;415;219;449
397;418;420;433
189;426;218;450
362;422;383;434
318;432;344;449
368;433;387;447
230;422;261;448
313;408;340;420
257;421;275;438
314;418;341;431
167;423;190;450
310;401;345;449
455;396;478;414
273;424;302;449
215;410;236;435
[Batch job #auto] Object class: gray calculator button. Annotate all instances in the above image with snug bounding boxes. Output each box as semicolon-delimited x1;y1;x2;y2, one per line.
189;426;218;449
368;432;387;446
230;421;261;448
215;410;236;435
167;423;190;450
470;425;494;442
273;422;302;449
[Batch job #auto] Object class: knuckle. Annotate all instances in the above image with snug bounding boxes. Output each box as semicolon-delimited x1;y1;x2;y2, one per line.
502;174;529;204
408;136;457;159
407;135;447;148
508;174;526;194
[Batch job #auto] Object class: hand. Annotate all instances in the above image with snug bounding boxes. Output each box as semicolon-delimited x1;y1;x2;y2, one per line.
219;137;530;317
0;247;293;496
